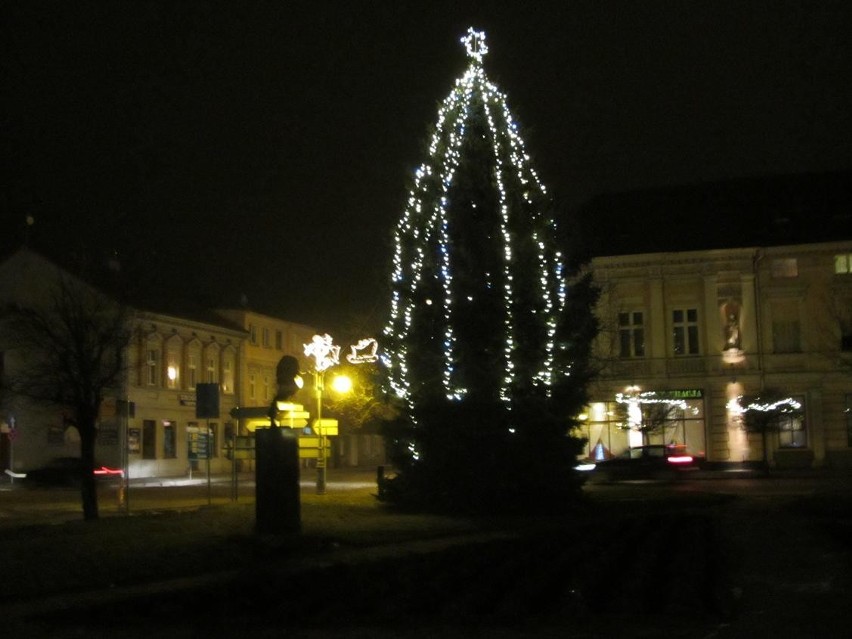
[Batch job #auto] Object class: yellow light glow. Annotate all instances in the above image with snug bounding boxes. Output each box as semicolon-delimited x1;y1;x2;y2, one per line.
331;375;353;394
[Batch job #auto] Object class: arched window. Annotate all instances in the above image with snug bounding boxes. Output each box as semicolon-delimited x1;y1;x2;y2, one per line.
205;343;220;384
165;334;182;389
221;347;236;395
186;340;202;390
143;333;162;387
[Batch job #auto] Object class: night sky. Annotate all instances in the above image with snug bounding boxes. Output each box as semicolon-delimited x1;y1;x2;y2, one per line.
3;1;851;333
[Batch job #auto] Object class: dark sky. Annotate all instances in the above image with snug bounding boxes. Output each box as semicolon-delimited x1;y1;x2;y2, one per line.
3;1;851;333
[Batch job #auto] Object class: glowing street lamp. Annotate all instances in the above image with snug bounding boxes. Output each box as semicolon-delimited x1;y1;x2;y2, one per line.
304;333;341;494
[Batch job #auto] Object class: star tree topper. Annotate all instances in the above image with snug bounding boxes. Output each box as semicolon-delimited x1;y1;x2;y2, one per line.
461;27;488;64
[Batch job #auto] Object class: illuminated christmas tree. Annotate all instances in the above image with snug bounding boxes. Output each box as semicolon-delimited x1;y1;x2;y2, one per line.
381;29;596;512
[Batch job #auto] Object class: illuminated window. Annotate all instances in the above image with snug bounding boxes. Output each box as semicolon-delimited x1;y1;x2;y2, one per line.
771;258;798;278
778;398;806;448
835;254;852;274
618;311;645;358
672;309;699;356
166;339;181;389
222;352;234;394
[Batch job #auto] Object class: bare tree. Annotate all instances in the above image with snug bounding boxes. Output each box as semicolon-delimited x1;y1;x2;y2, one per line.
736;389;803;468
614;396;685;446
1;275;132;520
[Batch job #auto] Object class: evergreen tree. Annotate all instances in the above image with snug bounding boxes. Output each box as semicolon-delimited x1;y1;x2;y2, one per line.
380;29;598;513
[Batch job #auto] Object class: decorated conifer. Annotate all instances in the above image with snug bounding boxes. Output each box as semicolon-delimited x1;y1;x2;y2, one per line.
381;29;598;513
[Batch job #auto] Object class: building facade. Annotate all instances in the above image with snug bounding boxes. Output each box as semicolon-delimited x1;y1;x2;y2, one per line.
120;310;246;478
0;249;247;479
582;240;852;468
214;308;317;416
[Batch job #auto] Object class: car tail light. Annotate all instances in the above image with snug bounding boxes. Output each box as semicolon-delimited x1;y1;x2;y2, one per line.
667;455;694;465
94;467;124;476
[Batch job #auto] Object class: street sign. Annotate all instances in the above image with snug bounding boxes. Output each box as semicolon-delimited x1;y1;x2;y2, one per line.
312;418;338;436
298;447;331;460
244;418;308;432
298;437;327;449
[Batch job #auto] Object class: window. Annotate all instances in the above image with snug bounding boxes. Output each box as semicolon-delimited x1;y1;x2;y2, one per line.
262;327;271;348
772;299;801;353
773;321;801;353
263;375;270;401
771;258;798;278
249;324;257;345
165;339;180;389
163;420;177;458
142;420;156;459
618;311;645;358
275;330;283;350
146;348;159;386
778;401;806;448
672;309;699;356
835;254;852;274
222;352;234;394
249;373;256;400
206;356;216;383
187;353;198;389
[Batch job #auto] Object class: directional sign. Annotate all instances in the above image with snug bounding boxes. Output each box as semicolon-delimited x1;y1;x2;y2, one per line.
298;447;331;460
312;418;338;436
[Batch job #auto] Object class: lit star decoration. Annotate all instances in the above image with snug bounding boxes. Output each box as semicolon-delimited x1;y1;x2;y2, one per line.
461;27;488;63
384;28;567;405
304;334;340;372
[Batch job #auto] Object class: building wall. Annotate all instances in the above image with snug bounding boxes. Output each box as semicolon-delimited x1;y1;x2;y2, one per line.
586;241;852;468
118;312;245;478
214;309;317;411
0;249;249;479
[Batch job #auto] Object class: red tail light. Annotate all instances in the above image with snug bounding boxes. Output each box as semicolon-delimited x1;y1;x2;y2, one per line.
667;455;694;465
94;467;124;476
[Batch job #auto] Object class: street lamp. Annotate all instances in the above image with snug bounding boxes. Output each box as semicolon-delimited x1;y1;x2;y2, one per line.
304;334;341;495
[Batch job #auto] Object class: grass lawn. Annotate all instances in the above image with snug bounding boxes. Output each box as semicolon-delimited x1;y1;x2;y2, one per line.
1;483;744;638
0;485;484;601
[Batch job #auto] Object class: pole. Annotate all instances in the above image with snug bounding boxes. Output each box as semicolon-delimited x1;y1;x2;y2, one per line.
121;401;130;513
206;418;212;506
315;370;326;494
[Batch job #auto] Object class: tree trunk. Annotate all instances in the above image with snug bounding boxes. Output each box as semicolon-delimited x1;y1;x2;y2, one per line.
79;417;100;521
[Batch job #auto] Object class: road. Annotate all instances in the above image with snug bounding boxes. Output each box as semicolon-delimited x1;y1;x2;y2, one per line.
0;466;379;526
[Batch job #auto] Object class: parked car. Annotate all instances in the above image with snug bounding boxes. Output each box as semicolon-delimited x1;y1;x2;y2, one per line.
578;444;700;482
23;457;124;487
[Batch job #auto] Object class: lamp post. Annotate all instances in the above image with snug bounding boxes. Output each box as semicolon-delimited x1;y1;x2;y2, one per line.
314;369;327;494
304;334;340;495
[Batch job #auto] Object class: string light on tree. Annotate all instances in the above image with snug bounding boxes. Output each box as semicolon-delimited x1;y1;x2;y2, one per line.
384;28;568;408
